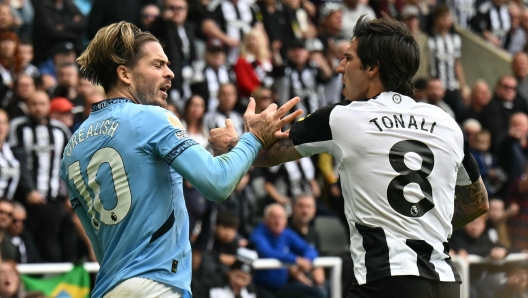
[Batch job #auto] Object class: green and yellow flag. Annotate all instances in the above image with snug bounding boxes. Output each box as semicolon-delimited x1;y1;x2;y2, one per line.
21;265;90;298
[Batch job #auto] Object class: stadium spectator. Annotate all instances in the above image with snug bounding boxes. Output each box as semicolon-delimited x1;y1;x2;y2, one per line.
498;112;528;182
0;200;18;262
429;4;467;118
339;0;376;40
505;3;526;55
52;63;81;106
49;97;74;129
506;159;528;251
234;28;276;100
9;90;71;263
150;0;199;108
494;261;528;298
212;209;243;267
470;129;507;196
37;41;77;82
0;4;18;33
250;204;324;298
281;0;316;39
317;3;344;54
0;31;22;92
204;82;244;135
459;80;492;123
448;0;477;30
400;5;430;80
322;38;347;105
32;0;85;64
181;95;210;149
289;193;326;294
72;84;104;132
0;260;25;298
9;0;34;41
0;110;19;202
5;74;34;120
251;0;297;54
253;86;275;114
274;39;331;117
513;52;528;106
426;77;456;119
487;198;518;248
471;0;511;49
207;248;259;298
481;76;528;154
139;4;159;30
18;42;38;79
191;41;236;113
7;202;41;264
202;0;257;64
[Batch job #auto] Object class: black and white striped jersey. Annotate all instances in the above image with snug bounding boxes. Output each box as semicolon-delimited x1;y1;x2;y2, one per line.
289;92;480;284
428;32;462;91
0;143;20;200
204;110;244;136
9;117;71;200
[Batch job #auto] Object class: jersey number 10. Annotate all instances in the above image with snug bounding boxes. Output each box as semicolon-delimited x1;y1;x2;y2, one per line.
68;147;132;230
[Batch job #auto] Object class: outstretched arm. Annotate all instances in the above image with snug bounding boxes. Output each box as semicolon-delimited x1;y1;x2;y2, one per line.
452;177;489;230
254;138;303;167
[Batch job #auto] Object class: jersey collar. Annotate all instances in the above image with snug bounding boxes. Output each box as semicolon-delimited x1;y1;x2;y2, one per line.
91;98;133;112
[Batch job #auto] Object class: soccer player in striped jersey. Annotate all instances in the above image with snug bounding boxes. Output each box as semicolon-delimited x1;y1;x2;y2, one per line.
213;14;489;298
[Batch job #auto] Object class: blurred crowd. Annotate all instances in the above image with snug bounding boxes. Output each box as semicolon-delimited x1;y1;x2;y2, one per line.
0;0;528;297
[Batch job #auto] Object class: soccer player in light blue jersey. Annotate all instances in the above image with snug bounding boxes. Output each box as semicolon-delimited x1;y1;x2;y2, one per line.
59;22;301;298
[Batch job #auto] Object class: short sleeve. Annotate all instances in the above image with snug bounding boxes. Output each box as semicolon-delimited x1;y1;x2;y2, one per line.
289;101;347;156
139;107;199;164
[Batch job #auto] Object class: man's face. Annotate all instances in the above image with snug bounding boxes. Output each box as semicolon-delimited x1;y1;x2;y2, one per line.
27;92;50;121
463;216;486;239
0;202;13;231
488;199;504;223
293;196;316;225
215;225;237;244
434;13;453;31
471;83;491;107
53;51;76;66
265;206;287;235
165;0;188;25
510;113;528;134
57;66;79;88
77;78;96;98
8;208;25;237
127;41;174;108
325;10;342;32
218;84;237;113
496;77;517;102
228;270;252;293
0;6;13;29
427;80;445;104
205;50;226;68
18;44;33;66
0;39;15;59
288;47;309;67
336;39;370;101
513;54;528;80
473;132;491;152
15;76;35;100
256;90;274;113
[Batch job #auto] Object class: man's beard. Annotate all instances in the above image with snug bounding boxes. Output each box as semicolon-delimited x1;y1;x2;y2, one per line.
136;89;167;108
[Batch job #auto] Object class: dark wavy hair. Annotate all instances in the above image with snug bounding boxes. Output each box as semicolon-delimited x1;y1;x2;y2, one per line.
77;21;159;91
352;13;420;96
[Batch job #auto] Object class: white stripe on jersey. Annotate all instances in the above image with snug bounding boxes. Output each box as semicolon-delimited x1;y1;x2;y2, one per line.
0;143;20;199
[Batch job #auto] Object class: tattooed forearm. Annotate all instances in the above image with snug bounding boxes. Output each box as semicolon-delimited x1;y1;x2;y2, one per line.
227;137;239;152
253;137;302;167
271;138;294;154
452;178;489;230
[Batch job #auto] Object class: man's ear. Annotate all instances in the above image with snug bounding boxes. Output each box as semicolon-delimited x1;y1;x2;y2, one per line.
116;65;132;85
367;63;380;78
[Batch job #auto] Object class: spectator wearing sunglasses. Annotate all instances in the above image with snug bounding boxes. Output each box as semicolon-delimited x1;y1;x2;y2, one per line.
7;202;41;264
0;199;19;262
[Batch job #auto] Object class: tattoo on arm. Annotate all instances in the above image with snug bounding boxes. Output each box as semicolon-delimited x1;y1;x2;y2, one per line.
271;138;294;154
452;178;489;230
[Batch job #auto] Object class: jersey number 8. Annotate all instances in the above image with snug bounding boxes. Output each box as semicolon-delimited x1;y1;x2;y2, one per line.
387;140;435;218
68;147;132;230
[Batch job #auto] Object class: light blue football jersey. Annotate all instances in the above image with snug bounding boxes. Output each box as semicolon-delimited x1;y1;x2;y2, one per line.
60;98;261;297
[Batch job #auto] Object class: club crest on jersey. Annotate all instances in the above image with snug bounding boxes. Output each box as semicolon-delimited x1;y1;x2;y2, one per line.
410;205;419;216
165;112;185;130
392;94;402;104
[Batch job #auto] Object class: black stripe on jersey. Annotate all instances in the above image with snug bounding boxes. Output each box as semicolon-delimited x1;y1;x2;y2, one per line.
406;239;440;280
47;122;56;200
290;100;349;146
443;242;462;282
355;223;391;283
457;124;480;183
150;210;175;244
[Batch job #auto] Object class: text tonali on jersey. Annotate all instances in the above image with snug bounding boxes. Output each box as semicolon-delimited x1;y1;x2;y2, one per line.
289;92;480;285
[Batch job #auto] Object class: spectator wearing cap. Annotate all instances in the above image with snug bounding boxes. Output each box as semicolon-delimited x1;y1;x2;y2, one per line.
150;0;199;108
250;204;324;298
251;0;296;56
400;5;430;80
191;41;237;113
317;3;344;55
207;248;259;298
274;39;331;117
340;0;376;40
32;0;85;65
202;0;258;64
49;97;74;129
